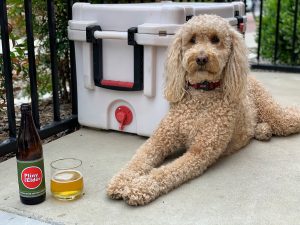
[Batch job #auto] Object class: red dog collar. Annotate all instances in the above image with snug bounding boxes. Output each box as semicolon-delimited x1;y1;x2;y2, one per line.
189;81;221;91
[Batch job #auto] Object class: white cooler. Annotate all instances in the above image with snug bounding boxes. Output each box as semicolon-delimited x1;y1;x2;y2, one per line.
68;1;246;136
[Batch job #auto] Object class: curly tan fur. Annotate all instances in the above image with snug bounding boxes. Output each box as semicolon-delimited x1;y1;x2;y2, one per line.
107;15;300;206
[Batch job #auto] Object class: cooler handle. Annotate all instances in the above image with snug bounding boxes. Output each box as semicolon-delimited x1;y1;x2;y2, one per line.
86;25;143;91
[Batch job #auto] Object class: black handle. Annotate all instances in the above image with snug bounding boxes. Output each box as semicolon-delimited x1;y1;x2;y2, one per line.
86;25;143;91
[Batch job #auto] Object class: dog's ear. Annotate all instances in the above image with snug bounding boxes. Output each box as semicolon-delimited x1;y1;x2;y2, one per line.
222;27;249;102
164;31;186;103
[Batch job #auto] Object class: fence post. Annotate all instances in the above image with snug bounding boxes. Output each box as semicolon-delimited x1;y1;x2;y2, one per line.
273;0;281;64
0;0;16;138
256;0;264;63
292;0;299;64
47;0;61;122
68;0;78;115
24;0;40;128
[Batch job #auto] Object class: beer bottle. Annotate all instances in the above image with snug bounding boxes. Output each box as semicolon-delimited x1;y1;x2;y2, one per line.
16;103;46;205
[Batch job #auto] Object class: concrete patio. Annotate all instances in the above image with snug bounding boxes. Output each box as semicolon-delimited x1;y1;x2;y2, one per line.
0;71;300;225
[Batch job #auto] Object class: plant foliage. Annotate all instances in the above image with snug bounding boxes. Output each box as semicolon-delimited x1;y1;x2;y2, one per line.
259;0;300;65
0;0;71;107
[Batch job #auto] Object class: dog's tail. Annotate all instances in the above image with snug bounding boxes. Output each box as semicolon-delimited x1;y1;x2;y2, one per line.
248;76;300;136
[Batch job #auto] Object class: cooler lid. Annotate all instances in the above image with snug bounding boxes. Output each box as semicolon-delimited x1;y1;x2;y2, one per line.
137;23;181;35
72;2;241;32
174;2;235;18
137;18;237;35
72;3;186;32
231;1;246;16
69;20;97;31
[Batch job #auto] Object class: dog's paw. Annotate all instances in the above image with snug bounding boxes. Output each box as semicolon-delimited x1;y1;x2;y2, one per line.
122;176;161;206
255;122;272;141
106;172;134;200
107;183;124;200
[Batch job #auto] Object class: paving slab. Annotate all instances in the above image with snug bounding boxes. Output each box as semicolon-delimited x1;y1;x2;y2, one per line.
0;211;50;225
0;71;299;225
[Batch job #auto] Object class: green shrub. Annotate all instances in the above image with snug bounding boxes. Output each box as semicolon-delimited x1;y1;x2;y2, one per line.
259;0;300;65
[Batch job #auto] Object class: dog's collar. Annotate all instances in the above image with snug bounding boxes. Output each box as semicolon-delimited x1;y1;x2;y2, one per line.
188;81;221;91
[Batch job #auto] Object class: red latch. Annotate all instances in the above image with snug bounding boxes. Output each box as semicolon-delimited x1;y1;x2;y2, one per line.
115;106;133;130
239;22;245;33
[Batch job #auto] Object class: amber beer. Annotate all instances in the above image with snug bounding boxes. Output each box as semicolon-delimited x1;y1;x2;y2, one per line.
50;159;83;200
16;103;46;205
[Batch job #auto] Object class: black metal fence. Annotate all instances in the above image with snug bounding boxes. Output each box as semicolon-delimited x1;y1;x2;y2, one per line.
0;0;79;156
252;0;300;73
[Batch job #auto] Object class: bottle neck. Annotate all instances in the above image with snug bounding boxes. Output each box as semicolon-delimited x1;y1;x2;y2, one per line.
20;111;36;132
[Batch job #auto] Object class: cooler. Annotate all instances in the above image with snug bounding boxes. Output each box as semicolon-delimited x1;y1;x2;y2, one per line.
68;1;246;136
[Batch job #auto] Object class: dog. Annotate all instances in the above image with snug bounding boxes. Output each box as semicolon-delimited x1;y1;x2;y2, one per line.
106;15;300;206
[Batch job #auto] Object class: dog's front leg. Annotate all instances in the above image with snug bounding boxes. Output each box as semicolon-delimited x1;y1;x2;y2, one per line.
123;120;235;206
107;114;182;200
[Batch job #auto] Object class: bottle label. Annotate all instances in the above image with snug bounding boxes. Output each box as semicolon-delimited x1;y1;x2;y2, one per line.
17;158;46;198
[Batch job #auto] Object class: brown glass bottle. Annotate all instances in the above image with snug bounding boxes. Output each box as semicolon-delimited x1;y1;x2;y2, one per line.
16;103;46;205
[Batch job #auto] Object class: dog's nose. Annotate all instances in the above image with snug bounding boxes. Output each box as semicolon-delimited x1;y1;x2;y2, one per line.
196;56;208;66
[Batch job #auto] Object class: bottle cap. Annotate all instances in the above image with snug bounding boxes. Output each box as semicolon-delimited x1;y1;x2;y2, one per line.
20;103;31;112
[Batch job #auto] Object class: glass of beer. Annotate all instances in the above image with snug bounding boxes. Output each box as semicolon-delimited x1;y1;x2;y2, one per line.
50;158;83;201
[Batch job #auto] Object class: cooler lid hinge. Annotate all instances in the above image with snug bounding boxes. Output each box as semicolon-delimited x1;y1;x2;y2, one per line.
86;25;102;43
128;27;138;46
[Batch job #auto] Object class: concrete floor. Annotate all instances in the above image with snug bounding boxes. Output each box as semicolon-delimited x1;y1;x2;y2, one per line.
0;211;50;225
0;71;300;225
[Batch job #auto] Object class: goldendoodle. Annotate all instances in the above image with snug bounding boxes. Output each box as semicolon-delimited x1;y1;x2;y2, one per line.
107;15;300;206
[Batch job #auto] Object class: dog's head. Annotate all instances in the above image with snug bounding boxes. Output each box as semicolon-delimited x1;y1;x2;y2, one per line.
164;15;249;102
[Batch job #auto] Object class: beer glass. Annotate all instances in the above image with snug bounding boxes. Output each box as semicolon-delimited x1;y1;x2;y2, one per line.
50;158;84;200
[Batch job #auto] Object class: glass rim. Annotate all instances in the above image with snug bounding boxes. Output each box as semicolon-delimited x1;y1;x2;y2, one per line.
50;158;82;170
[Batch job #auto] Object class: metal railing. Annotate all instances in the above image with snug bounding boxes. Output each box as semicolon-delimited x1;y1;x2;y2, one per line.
0;0;79;156
252;0;300;73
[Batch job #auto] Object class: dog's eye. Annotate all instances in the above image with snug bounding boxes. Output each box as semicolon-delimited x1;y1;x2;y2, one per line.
211;35;220;44
190;36;196;44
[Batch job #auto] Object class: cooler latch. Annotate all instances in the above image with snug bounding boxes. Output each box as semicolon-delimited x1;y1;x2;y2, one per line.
235;15;246;34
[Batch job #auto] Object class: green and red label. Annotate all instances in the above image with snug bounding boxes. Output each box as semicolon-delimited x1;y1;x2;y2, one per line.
17;158;46;198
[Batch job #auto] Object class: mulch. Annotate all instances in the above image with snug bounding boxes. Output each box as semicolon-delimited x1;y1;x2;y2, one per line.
0;99;73;162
